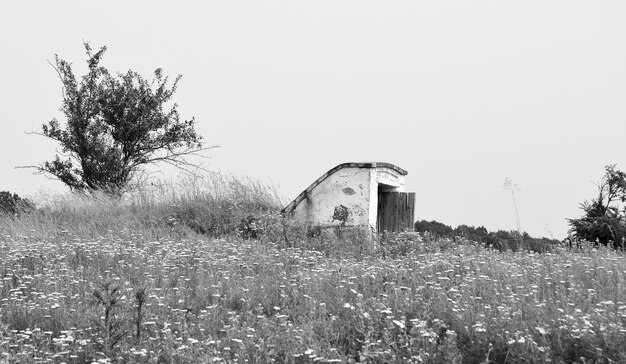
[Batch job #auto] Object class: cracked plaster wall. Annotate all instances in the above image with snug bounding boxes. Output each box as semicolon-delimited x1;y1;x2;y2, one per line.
292;167;371;227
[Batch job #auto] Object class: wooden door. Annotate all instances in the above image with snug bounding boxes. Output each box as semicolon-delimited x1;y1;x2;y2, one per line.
377;192;415;233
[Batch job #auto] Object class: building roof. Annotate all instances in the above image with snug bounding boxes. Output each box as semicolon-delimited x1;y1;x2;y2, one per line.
281;162;408;214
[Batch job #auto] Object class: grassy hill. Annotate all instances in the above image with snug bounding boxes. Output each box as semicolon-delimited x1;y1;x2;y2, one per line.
1;177;625;363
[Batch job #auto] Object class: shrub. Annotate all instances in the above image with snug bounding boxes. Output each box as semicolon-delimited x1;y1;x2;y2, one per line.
0;191;34;216
568;164;626;249
35;42;206;194
413;219;559;252
414;220;454;237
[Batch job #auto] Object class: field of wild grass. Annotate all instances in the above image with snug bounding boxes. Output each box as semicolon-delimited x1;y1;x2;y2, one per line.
2;176;626;363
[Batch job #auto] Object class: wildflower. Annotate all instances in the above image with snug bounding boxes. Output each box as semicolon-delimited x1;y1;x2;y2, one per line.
393;320;405;329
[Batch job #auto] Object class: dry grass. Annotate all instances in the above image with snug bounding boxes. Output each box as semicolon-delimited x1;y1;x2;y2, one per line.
1;173;283;241
1;178;626;363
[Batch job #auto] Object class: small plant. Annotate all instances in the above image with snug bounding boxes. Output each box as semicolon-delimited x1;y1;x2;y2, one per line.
240;214;271;239
134;288;147;344
93;281;128;356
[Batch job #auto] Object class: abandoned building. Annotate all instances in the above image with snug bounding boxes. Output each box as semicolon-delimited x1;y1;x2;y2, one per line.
281;162;416;232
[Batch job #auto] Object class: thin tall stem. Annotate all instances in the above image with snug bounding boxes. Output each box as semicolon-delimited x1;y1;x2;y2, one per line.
503;178;522;236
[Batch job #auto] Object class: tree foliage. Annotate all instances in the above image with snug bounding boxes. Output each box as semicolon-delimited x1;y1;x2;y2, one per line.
0;191;34;216
36;43;205;194
568;164;626;248
414;220;454;237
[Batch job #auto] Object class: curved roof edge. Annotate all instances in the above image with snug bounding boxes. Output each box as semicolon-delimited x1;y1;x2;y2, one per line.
281;162;408;214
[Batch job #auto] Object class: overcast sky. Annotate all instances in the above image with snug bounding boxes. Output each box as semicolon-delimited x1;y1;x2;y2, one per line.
1;1;625;239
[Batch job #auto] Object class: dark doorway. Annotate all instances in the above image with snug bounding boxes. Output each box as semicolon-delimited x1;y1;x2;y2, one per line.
377;191;415;233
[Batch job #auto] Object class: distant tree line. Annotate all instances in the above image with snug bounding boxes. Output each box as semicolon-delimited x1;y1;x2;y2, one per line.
414;220;560;252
